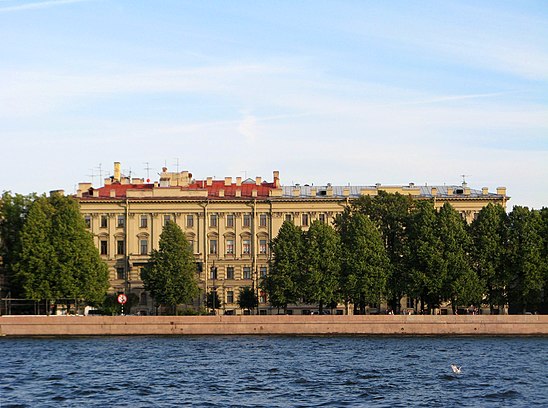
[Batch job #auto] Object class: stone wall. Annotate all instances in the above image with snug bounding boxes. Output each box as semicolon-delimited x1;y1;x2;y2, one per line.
1;315;547;336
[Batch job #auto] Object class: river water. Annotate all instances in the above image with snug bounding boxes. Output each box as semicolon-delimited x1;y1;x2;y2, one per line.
1;336;547;407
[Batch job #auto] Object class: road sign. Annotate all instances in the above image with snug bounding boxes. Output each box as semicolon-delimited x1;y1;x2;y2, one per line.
117;294;128;305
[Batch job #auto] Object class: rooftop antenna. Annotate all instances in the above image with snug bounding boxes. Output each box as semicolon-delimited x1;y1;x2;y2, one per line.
124;167;132;179
87;168;97;185
96;163;103;181
173;158;180;173
241;170;248;179
144;162;152;182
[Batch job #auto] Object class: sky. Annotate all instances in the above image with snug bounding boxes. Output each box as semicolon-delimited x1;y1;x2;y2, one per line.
0;0;547;209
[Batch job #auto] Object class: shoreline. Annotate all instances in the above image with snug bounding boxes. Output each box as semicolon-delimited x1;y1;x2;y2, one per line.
1;315;547;336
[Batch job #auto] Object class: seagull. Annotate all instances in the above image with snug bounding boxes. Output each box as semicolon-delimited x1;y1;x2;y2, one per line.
451;364;462;374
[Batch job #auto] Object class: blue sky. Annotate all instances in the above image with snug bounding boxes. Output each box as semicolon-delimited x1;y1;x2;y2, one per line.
1;0;547;208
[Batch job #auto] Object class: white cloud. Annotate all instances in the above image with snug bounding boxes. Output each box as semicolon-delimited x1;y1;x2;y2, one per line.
0;0;93;13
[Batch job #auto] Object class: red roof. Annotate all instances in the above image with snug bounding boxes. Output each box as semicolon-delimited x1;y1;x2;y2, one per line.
81;179;278;199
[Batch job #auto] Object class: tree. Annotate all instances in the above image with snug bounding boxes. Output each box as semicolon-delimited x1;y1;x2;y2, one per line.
206;289;222;312
406;200;444;313
13;194;109;310
238;286;258;313
437;203;482;313
263;221;303;312
0;192;36;297
470;203;509;313
335;209;388;314
539;207;548;314
352;192;413;312
302;220;340;313
141;220;199;315
506;206;545;313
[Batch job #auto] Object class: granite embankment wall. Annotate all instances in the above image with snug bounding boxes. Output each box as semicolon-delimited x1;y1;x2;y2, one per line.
1;315;547;336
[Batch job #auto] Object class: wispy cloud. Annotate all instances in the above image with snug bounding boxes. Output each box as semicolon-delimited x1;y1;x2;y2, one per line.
0;0;92;13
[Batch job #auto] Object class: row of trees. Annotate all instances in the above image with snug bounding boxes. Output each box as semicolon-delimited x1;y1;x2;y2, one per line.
0;192;109;312
263;193;548;314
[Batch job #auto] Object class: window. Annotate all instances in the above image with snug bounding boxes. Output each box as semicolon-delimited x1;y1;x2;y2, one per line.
319;213;326;224
100;215;108;228
243;239;251;254
116;267;125;280
259;239;267;254
117;240;125;255
163;215;171;226
210;214;218;227
210;267;217;280
243;214;251;227
140;292;148;305
226;239;234;254
285;214;292;223
209;239;217;255
259;266;267;278
188;240;194;253
243;267;251;279
100;240;108;255
259;214;267;227
186;214;194;228
84;215;91;228
140;239;148;255
227;291;234;304
117;215;125;228
302;214;309;227
226;266;234;279
226;214;234;228
140;215;148;228
260;292;266;304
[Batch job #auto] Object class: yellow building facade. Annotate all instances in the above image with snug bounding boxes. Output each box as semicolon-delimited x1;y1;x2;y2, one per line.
76;162;508;315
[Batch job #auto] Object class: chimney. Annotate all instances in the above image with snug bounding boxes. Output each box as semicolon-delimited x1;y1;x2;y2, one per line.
273;171;280;188
292;187;300;197
343;187;350;197
219;189;225;197
49;189;64;197
110;189;116;198
482;187;488;195
224;177;232;187
235;189;241;197
206;177;213;187
236;177;242;186
496;187;506;196
431;187;438;196
114;162;121;182
464;187;471;196
255;176;262;186
310;187;317;197
447;187;454;195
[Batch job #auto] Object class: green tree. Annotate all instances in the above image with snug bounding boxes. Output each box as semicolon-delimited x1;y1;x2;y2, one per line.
539;207;548;314
437;203;482;313
507;206;545;313
352;192;413;312
406;200;444;313
238;286;258;313
263;220;303;312
13;194;109;310
206;289;222;312
141;220;198;315
470;203;509;313
302;220;340;313
0;192;36;297
335;209;388;314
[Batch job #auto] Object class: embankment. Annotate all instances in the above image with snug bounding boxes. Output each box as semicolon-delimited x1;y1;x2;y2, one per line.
1;315;547;336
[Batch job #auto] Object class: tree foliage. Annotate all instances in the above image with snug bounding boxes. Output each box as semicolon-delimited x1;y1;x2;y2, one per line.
263;221;304;311
13;194;109;305
506;206;545;313
206;289;222;311
0;192;36;296
335;209;388;313
141;221;199;314
238;286;258;312
301;220;341;312
470;203;509;312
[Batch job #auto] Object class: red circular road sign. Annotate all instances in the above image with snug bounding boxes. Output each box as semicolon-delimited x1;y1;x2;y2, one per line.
117;294;128;305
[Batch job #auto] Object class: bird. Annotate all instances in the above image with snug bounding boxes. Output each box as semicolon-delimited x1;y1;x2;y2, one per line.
451;364;462;374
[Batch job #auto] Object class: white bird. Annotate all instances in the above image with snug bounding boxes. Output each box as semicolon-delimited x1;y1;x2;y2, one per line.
451;364;462;374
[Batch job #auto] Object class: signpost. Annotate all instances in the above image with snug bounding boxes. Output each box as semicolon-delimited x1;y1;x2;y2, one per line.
117;293;128;315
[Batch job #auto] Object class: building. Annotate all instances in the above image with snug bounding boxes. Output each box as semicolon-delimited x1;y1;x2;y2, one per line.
76;162;508;315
